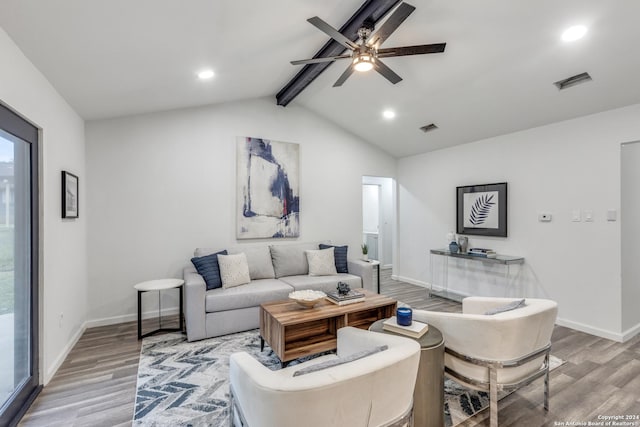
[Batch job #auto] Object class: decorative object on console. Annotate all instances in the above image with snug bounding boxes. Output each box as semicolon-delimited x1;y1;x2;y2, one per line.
396;307;413;326
468;247;497;258
61;170;79;218
288;290;326;308
457;236;469;253
448;241;459;253
457;182;507;237
237;136;300;239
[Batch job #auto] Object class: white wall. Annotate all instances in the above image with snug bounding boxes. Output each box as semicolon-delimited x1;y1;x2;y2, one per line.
0;27;87;383
621;141;640;334
397;103;640;341
85;98;396;323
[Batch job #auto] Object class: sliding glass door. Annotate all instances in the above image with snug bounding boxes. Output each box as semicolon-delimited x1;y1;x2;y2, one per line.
0;104;39;427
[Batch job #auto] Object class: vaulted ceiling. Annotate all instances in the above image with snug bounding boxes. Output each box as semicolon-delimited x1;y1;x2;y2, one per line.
1;0;640;157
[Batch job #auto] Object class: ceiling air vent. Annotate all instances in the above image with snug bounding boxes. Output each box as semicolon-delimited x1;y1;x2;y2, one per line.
554;72;592;90
420;123;439;133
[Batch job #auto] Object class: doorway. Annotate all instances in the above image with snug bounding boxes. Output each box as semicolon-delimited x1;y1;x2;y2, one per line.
362;176;395;269
0;103;40;426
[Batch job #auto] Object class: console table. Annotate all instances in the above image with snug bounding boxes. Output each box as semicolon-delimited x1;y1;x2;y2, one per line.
429;249;524;301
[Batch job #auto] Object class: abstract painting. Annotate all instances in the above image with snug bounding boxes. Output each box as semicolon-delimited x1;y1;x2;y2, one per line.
456;182;507;237
237;137;300;239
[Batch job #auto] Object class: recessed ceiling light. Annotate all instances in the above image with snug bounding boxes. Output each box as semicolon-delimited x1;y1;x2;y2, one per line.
197;70;215;80
382;110;396;119
562;25;587;42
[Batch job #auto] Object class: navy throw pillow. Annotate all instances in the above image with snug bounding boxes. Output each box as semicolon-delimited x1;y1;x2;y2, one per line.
191;250;228;290
319;244;348;273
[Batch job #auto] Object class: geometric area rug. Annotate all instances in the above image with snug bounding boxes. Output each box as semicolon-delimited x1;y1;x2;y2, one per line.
133;330;564;427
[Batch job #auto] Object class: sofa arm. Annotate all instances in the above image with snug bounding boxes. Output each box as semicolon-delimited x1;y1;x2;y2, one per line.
183;266;207;341
347;259;373;291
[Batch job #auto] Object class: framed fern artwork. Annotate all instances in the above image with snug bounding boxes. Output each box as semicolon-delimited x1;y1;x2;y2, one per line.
456;182;507;237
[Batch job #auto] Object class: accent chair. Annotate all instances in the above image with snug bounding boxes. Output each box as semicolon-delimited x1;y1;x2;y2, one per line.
229;326;421;427
413;297;558;427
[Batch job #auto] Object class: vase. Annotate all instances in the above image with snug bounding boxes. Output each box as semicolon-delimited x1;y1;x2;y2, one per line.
362;253;368;261
448;242;459;253
457;236;468;253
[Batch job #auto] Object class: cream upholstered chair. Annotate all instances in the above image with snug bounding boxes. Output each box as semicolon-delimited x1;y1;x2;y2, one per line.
229;326;421;427
413;297;558;427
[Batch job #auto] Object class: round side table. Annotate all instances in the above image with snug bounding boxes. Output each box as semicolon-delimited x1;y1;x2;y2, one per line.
369;318;444;427
134;278;184;340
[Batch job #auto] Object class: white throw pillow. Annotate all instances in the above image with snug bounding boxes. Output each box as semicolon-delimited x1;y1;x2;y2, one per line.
306;248;338;276
218;253;251;288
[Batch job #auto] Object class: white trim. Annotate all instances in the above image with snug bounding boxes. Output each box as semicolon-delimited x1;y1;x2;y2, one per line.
44;322;87;385
85;307;179;329
621;322;640;342
555;317;627;343
393;275;428;288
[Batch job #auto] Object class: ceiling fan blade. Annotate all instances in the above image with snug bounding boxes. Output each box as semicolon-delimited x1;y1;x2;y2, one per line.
307;17;358;51
291;54;352;65
377;43;446;58
333;65;355;87
374;59;402;84
367;2;416;48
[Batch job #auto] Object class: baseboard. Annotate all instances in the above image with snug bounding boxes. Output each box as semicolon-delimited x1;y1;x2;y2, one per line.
44;321;87;385
85;307;180;329
622;322;640;341
393;275;429;288
555;317;627;343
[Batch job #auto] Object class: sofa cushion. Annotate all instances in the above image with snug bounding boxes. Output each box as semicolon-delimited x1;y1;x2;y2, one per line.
191;250;228;290
205;279;294;312
306;248;338;276
228;245;276;280
269;242;318;278
279;274;362;294
319;244;348;273
218;253;251;289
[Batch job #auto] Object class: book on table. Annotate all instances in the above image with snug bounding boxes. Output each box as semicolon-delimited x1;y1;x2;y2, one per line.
326;290;365;305
382;316;429;338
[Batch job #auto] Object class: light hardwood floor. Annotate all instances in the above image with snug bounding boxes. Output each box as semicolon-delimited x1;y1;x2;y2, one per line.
19;270;640;426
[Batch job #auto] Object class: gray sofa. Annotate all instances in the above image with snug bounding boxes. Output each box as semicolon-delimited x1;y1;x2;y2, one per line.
184;242;374;341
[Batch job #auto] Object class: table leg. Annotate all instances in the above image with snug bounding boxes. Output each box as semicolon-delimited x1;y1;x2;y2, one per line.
377;264;381;293
179;285;184;332
260;336;265;352
137;291;142;340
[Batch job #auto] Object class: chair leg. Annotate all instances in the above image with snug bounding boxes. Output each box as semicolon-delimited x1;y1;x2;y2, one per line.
489;367;498;427
544;353;550;412
229;388;235;427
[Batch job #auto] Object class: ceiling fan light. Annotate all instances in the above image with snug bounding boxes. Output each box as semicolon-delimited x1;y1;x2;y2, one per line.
353;55;374;72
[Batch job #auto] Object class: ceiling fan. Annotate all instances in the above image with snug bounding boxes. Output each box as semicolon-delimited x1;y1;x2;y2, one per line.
291;2;446;87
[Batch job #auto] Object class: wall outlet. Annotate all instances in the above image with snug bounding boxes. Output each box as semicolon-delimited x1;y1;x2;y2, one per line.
538;212;552;222
607;209;617;221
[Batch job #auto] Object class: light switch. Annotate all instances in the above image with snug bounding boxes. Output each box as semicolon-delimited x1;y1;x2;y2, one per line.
584;210;594;222
572;209;581;222
607;209;617;221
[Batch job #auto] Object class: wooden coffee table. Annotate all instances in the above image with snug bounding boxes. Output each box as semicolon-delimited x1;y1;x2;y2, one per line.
260;289;397;366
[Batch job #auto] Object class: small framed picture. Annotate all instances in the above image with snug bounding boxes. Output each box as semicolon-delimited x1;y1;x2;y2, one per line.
457;182;507;237
61;171;79;219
